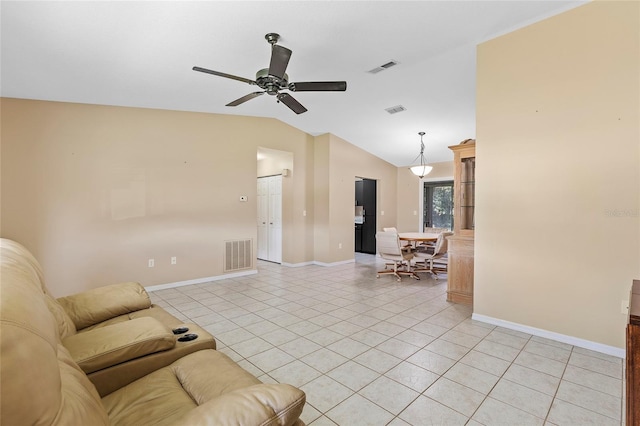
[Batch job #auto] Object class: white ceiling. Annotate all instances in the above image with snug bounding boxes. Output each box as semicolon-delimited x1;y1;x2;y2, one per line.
1;1;585;167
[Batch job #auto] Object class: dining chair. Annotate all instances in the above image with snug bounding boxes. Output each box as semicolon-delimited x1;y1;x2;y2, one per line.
413;231;453;279
419;227;450;253
375;231;419;281
381;227;408;267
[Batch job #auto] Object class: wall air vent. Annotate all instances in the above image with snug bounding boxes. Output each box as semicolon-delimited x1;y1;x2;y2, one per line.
367;60;399;74
224;239;253;272
385;105;406;115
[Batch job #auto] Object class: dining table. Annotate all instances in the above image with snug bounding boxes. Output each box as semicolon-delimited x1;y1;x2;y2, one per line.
398;232;439;246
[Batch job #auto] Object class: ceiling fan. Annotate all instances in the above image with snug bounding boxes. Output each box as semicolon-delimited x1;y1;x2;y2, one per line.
193;33;347;114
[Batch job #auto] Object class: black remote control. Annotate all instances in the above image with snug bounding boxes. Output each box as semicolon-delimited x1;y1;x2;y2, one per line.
177;333;198;342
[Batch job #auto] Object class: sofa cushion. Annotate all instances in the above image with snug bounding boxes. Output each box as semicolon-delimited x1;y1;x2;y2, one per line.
89;322;216;397
63;317;176;374
178;384;307;426
81;305;185;332
102;350;305;426
57;281;152;329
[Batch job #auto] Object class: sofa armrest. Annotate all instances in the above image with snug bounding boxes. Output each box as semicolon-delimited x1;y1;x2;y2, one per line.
177;383;306;426
63;317;175;374
57;281;151;329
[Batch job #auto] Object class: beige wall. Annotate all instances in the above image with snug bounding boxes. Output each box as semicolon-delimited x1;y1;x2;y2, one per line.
475;1;640;348
313;134;331;263
0;99;320;295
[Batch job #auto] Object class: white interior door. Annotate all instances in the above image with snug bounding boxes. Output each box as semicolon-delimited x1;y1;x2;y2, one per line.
257;175;282;263
268;175;282;263
257;178;269;260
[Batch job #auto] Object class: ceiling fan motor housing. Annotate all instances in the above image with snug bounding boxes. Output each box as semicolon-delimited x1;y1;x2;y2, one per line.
256;68;288;95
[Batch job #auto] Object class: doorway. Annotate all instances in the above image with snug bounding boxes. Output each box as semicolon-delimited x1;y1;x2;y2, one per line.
257;175;282;263
257;147;292;264
423;181;454;230
355;177;377;254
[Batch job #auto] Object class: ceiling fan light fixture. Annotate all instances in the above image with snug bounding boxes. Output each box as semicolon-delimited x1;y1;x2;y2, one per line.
410;131;433;178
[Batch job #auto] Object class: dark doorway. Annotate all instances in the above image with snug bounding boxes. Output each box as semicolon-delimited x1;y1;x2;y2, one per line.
355;178;377;254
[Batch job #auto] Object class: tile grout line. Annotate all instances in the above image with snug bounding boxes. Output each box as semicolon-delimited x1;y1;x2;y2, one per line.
160;257;623;425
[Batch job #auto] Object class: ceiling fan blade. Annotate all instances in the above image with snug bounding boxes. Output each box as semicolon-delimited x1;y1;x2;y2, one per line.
192;66;255;85
277;93;307;114
226;91;264;107
289;81;347;92
268;45;292;79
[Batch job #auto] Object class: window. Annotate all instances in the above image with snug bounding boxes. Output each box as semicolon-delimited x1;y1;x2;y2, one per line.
423;181;454;230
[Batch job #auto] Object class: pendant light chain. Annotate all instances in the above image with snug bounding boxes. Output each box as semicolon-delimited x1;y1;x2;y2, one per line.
410;131;433;178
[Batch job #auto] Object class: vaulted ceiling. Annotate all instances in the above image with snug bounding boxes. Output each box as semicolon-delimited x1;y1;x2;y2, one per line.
1;1;585;166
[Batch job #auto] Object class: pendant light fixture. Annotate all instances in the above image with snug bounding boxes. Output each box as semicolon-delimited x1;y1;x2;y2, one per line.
409;131;433;178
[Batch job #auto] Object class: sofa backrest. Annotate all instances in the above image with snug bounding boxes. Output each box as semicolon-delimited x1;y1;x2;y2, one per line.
0;238;77;338
0;239;109;425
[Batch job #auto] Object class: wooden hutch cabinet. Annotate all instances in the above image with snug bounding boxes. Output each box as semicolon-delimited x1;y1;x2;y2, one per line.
447;140;475;306
627;280;640;425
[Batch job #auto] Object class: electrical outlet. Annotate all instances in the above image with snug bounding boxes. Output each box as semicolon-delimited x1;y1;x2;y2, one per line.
171;256;177;265
338;243;342;249
622;300;629;314
303;210;307;216
148;259;154;268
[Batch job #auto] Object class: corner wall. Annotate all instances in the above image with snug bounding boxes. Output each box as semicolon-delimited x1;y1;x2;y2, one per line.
475;1;640;349
314;133;398;264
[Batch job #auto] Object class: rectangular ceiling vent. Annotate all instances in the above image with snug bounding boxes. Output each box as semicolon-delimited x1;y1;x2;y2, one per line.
367;60;399;74
385;105;406;115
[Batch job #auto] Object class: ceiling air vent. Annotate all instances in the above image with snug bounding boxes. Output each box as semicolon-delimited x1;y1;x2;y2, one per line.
367;60;399;74
385;105;406;115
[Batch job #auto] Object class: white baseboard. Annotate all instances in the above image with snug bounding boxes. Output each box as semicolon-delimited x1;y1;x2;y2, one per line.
472;313;625;359
145;269;258;292
147;257;356;291
282;259;356;267
312;259;355;267
281;261;315;267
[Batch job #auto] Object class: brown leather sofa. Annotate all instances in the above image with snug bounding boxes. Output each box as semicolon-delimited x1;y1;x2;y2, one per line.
1;238;217;396
0;238;306;425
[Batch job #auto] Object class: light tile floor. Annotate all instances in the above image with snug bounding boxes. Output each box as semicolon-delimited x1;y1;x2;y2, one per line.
149;254;624;425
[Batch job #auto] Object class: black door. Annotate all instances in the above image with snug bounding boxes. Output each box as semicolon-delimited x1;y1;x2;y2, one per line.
361;179;377;254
